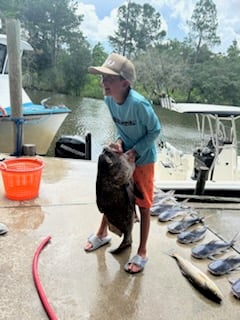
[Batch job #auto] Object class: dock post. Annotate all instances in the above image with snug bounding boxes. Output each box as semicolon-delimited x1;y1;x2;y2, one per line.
85;133;92;160
194;166;209;195
6;19;23;156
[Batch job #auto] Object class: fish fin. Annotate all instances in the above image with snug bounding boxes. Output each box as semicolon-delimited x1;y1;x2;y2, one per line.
226;254;238;259
208;255;217;260
181;198;189;204
166;248;176;256
110;242;132;254
166;190;175;196
189;212;198;218
133;183;144;199
231;231;240;244
208;239;218;243
108;223;122;237
202;214;212;221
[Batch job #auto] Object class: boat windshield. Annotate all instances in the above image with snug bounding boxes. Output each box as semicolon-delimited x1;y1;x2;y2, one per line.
0;43;7;74
196;114;238;150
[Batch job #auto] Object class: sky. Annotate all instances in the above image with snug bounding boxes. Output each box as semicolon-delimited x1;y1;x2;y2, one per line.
76;0;240;53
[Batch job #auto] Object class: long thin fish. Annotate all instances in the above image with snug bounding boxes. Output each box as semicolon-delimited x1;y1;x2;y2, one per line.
169;252;224;303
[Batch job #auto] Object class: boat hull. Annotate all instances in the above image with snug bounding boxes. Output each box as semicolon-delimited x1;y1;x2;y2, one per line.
0;34;71;155
155;152;240;197
0;112;69;155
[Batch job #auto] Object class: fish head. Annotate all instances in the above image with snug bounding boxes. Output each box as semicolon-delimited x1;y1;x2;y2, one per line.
98;147;135;184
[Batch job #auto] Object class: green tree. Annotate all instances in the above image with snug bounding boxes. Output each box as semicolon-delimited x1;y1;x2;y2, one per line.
91;43;107;66
109;1;166;58
186;0;220;101
21;0;93;94
83;43;107;99
187;0;220;63
60;31;91;96
21;0;83;68
0;0;27;19
227;40;240;59
134;41;194;102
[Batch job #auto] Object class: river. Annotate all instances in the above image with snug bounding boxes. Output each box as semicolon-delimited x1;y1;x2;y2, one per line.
28;90;206;161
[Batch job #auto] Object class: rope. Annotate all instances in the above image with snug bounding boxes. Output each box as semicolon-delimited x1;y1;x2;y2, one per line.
11;117;24;156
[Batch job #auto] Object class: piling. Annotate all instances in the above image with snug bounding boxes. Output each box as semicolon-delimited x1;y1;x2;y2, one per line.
194;166;209;195
6;19;23;156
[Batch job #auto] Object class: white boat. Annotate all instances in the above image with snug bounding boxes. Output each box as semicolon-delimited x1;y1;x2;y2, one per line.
0;34;70;155
155;97;240;197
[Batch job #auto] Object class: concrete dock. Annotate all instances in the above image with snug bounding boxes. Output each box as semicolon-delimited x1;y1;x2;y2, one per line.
0;156;239;320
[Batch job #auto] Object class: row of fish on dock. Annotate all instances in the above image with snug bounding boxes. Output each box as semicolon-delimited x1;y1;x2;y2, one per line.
151;189;240;303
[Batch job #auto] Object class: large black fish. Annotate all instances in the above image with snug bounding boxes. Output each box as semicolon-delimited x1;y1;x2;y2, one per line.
96;147;140;254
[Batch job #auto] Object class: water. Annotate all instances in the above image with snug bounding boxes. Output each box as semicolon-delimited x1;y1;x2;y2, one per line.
28;90;201;161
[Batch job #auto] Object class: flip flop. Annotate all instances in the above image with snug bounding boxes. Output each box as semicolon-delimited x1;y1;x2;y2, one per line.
124;254;148;274
0;223;8;235
84;234;111;252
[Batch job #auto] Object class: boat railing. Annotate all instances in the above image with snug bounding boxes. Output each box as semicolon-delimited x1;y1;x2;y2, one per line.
159;95;175;110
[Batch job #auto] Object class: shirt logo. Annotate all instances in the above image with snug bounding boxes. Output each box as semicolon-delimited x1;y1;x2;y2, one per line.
112;116;136;126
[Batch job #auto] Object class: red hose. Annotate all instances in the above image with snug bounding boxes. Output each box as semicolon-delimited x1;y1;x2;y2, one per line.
32;236;58;320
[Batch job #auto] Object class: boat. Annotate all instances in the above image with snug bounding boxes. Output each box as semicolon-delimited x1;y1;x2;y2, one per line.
155;96;240;197
0;34;70;155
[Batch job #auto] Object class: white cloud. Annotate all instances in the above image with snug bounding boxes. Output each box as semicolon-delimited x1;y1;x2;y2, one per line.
214;0;240;52
77;1;240;53
77;3;118;50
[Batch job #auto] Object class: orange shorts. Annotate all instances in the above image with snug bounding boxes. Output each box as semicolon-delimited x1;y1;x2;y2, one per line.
133;163;155;209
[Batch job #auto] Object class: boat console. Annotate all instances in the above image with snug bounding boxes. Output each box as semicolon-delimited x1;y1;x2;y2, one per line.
192;139;216;180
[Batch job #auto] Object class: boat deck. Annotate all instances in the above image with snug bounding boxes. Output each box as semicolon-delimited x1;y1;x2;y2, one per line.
0;156;239;320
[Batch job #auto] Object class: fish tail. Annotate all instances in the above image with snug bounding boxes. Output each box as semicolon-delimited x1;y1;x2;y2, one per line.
231;231;240;245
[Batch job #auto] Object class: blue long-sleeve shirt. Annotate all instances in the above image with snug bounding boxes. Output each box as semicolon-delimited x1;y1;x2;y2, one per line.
104;89;161;165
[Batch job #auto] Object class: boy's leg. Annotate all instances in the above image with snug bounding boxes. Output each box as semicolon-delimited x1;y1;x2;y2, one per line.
127;207;150;273
125;163;154;273
84;215;109;251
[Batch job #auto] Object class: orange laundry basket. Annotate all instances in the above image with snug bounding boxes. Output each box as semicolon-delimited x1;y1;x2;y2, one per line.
0;158;44;200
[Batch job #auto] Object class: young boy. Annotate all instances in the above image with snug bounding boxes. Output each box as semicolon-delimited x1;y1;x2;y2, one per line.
84;53;161;274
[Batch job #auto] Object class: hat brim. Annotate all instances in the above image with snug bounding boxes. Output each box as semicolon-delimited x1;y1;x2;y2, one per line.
88;66;120;76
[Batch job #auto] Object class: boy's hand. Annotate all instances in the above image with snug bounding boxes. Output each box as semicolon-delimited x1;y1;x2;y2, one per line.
109;140;123;153
125;149;136;163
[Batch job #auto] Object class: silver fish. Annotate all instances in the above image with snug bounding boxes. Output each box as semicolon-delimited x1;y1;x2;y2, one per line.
169;251;224;303
153;189;175;204
191;233;240;259
158;206;193;222
208;255;240;275
0;223;8;235
151;196;178;216
228;278;240;299
177;226;207;244
167;214;204;234
151;203;177;217
151;202;177;216
96;147;138;254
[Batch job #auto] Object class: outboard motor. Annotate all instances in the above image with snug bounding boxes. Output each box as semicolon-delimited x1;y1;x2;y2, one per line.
192;139;215;180
55;134;91;160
